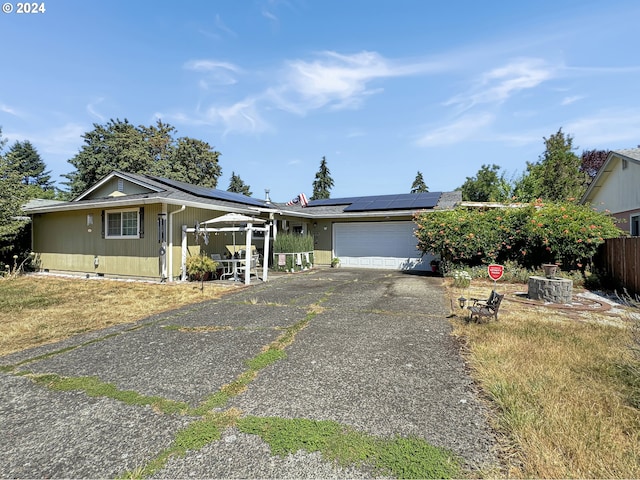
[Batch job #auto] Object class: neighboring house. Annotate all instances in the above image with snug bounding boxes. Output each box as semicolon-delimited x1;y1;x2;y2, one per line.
23;171;460;281
581;148;640;235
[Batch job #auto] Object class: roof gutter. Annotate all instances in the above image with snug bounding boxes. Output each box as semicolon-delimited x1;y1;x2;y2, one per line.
23;197;259;215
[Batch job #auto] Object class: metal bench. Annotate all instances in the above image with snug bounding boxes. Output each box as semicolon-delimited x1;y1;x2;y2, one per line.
467;291;504;322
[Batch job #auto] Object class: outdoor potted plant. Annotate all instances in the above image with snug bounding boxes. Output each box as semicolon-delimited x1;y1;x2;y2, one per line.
186;254;218;282
430;258;440;273
331;257;340;268
542;263;559;278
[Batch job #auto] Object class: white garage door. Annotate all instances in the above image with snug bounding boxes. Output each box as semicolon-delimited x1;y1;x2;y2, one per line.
333;221;428;270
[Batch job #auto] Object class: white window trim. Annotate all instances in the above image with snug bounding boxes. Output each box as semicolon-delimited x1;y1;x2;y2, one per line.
106;208;140;239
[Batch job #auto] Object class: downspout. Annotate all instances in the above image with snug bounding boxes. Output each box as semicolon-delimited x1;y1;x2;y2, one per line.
168;205;186;282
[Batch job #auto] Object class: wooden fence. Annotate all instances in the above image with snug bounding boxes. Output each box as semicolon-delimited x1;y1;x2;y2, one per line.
597;237;640;295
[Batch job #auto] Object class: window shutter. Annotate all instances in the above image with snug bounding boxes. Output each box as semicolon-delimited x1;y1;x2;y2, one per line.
101;210;105;238
139;207;145;238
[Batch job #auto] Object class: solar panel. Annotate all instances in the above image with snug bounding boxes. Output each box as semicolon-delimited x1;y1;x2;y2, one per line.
306;196;363;207
151;176;266;207
343;192;442;212
390;199;416;209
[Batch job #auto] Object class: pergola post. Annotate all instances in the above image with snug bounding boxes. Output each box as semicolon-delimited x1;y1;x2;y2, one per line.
244;222;252;285
262;222;271;282
181;225;188;281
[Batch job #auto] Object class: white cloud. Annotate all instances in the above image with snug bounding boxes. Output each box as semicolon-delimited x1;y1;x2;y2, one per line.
445;58;555;111
184;59;240;73
0;103;20;116
270;50;443;114
566;110;640;147
184;59;242;90
415;113;495;147
561;95;584;106
86;98;106;121
184;59;241;89
209;98;271;135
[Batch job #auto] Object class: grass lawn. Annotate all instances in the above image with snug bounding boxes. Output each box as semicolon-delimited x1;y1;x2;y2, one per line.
0;274;236;357
446;279;640;479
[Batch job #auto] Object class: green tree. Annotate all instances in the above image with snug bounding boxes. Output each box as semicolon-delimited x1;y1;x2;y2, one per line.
227;171;252;196
0;129;32;267
64;119;222;196
458;164;510;202
161;137;222;188
512;162;543;202
311;156;334;200
410;171;429;193
4;140;53;190
513;128;587;202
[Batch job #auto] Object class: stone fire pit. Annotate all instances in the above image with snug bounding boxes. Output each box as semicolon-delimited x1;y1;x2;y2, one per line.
528;275;573;304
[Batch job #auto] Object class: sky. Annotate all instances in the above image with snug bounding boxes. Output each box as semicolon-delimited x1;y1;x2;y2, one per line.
1;0;640;201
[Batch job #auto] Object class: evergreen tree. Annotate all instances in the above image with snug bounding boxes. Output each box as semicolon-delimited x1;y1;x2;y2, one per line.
311;156;334;200
458;164;510;202
227;171;252;196
410;171;429;193
160;137;222;188
0;129;31;265
4;140;53;190
64;119;222;196
538;129;586;201
512;128;587;202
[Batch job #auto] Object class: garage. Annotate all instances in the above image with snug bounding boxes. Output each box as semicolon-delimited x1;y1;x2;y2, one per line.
333;221;429;270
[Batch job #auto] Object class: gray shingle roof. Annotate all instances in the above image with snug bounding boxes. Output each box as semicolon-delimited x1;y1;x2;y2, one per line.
23;170;462;217
614;148;640;162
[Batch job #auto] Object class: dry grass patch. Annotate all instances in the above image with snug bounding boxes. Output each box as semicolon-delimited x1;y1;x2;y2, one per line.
0;275;236;356
448;280;640;478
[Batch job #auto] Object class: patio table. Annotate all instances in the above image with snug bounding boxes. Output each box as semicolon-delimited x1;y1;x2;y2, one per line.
218;258;246;281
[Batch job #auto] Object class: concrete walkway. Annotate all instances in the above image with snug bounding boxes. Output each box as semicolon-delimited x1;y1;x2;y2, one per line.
0;268;498;478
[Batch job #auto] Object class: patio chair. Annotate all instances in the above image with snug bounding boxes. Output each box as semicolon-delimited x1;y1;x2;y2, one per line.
467;291;504;323
469;290;497;308
237;254;260;281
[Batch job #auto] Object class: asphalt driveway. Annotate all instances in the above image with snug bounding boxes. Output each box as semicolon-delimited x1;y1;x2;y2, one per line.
0;268;498;478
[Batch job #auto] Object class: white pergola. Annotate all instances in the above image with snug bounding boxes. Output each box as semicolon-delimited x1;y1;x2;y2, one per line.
181;213;271;285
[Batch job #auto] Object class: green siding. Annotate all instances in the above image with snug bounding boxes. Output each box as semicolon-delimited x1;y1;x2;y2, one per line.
33;205;165;278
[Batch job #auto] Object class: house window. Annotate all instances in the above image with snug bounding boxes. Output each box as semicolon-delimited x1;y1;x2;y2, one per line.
106;209;139;238
631;214;640;236
622;159;628;170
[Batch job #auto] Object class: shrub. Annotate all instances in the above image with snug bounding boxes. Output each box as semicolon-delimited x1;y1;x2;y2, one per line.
186;254;218;281
273;234;314;272
414;201;620;271
273;233;314;253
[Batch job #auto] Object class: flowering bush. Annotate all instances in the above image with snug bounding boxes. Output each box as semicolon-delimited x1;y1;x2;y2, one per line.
414;201;620;270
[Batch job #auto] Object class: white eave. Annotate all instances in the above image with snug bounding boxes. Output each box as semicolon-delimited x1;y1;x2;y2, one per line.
24;195;266;215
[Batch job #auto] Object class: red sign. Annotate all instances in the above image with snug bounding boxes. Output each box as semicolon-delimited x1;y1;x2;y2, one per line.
488;264;504;281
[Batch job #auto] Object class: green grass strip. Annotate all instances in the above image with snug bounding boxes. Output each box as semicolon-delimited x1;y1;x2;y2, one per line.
31;374;190;415
194;316;311;415
121;409;239;479
237;416;461;479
